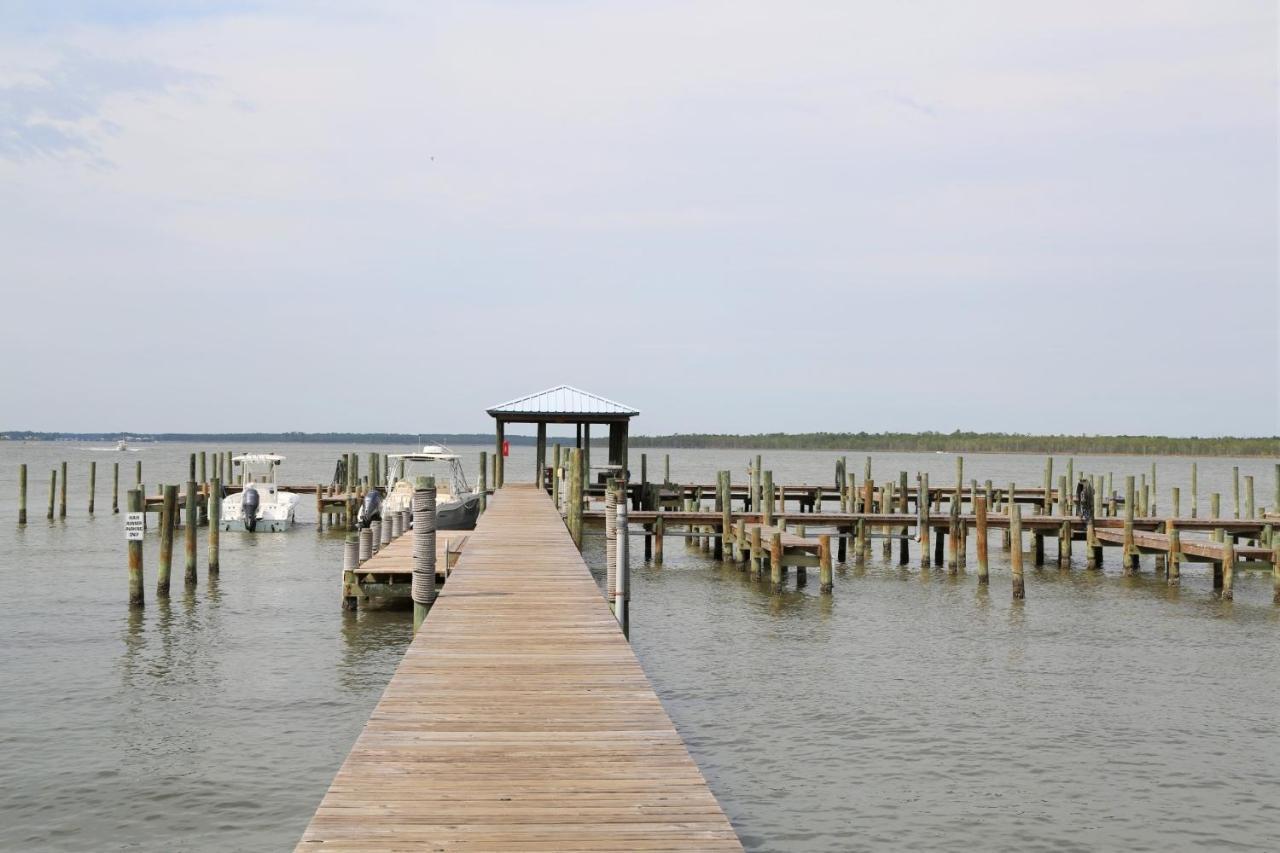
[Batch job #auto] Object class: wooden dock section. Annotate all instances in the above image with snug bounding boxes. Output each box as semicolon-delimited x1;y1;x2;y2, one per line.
299;484;742;851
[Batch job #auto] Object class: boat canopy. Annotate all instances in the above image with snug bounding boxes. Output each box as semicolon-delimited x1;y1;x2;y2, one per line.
233;454;285;465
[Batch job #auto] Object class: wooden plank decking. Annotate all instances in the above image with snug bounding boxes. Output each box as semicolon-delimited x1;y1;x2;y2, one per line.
299;484;742;851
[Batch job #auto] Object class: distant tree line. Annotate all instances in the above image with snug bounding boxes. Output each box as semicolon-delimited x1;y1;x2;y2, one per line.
627;431;1279;457
5;430;1276;456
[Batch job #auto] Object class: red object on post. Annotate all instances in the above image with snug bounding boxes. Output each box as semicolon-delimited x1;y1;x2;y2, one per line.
502;440;510;457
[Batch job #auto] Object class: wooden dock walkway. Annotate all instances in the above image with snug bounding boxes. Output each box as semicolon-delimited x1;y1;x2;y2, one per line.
299;484;742;851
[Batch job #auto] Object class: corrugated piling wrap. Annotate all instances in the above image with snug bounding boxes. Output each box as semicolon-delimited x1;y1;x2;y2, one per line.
412;477;438;630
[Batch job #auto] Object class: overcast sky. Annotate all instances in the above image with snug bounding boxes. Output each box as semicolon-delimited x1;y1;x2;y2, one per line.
1;1;1275;436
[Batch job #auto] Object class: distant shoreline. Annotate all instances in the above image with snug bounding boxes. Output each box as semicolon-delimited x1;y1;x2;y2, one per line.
3;431;1275;457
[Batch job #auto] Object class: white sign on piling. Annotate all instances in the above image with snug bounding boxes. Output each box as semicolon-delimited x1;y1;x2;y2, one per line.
124;512;145;541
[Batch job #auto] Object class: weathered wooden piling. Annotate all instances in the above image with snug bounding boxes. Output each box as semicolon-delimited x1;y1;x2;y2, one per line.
127;489;144;606
1166;519;1181;584
654;514;664;565
1232;466;1241;519
1221;536;1235;600
157;485;177;596
47;468;56;520
1245;475;1254;520
1003;481;1014;550
88;461;96;515
17;464;26;525
918;473;930;567
58;460;67;518
1123;476;1137;574
769;531;783;587
184;480;197;586
112;462;119;513
479;450;488;513
947;497;959;573
1043;457;1053;517
1211;493;1222;541
819;534;832;592
568;449;583;549
1010;504;1025;600
208;477;220;573
719;471;731;561
976;494;989;583
135;459;142;488
762;470;774;526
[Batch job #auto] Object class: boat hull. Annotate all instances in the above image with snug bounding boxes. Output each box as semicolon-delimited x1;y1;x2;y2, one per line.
221;516;294;533
437;495;481;530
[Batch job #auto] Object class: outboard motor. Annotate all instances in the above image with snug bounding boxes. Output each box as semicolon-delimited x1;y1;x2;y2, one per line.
242;485;260;532
358;489;382;529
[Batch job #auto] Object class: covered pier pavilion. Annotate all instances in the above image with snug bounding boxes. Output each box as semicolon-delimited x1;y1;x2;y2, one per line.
486;384;640;487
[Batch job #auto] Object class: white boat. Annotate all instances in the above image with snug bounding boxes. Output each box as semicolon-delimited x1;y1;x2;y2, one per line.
116;439;128;451
220;454;299;532
385;445;481;530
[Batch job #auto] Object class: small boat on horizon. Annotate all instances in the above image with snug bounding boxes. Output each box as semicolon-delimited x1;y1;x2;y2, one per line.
221;454;299;532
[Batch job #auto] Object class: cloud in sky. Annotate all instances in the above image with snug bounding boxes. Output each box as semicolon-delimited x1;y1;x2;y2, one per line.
0;1;1275;435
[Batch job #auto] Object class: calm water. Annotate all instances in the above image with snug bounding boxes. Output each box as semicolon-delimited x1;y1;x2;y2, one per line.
0;442;1276;851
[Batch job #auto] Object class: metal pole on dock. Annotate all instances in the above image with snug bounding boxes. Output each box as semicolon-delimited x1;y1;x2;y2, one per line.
616;492;629;636
158;485;177;596
605;482;617;613
127;489;144;606
17;464;26;525
208;477;220;573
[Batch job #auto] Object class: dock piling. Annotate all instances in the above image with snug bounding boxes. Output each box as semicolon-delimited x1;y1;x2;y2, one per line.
88;461;96;515
59;461;67;518
47;468;55;520
208;477;220;572
127;489;144;606
1011;504;1025;600
158;485;177;595
17;464;26;525
976;494;989;583
411;476;438;631
184;480;197;586
112;462;119;513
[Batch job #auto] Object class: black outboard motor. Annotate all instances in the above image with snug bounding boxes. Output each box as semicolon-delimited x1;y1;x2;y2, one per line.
242;485;260;532
358;489;382;529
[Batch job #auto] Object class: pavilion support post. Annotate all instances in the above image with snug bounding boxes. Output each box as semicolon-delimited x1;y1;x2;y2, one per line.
495;420;505;489
535;423;547;488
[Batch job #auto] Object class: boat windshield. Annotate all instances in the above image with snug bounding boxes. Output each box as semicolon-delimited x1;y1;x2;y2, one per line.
388;454;470;497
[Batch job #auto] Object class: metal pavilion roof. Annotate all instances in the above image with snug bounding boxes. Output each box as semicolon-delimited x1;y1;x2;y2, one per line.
486;385;639;418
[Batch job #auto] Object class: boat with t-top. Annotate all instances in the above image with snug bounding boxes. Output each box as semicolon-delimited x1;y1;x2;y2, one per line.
385;445;481;530
220;454;300;532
